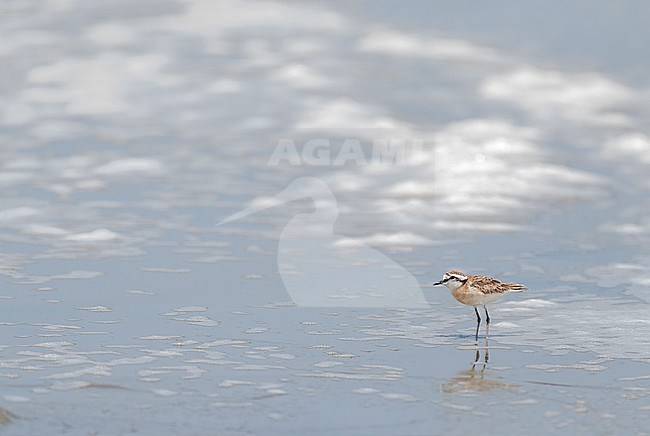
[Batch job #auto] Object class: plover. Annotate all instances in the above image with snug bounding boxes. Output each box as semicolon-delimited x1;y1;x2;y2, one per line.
433;270;526;339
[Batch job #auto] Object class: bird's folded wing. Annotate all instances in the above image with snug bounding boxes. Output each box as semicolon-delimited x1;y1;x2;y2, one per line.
470;275;526;294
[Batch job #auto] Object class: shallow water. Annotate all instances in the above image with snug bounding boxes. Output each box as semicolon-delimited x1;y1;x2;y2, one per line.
1;0;650;434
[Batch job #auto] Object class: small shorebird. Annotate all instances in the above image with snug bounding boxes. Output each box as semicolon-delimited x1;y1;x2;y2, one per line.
433;270;526;340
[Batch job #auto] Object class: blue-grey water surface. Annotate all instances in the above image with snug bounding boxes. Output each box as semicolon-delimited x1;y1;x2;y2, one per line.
1;1;650;434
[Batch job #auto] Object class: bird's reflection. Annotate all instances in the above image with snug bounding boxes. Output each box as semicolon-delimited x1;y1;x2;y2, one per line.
442;326;517;394
0;407;15;428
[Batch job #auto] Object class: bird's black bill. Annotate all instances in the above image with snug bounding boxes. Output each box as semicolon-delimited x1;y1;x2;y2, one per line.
433;276;453;286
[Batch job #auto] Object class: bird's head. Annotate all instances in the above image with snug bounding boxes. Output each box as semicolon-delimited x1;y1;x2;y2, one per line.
433;270;468;290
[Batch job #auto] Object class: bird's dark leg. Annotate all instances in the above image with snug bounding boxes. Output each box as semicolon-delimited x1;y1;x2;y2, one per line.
483;306;490;324
474;307;481;341
471;348;480;371
484;329;489;365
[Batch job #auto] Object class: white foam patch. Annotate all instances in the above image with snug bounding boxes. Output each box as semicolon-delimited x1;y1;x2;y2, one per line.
379;392;418;402
43;324;81;332
508;299;558;308
108;356;156;366
50;381;92;391
152;389;178;397
480;66;632;124
3;395;30;403
313;361;343;368
127;290;158;296
494;322;519;328
171;316;220;327
199;339;249;348
219;379;254;388
65;229;119;242
331;232;435;250
22;225;69;236
271;64;329;89
160;0;346;37
25;53;177;115
565;262;650;302
355;298;650;362
296;97;401;130
353;387;380;394
233;364;286;371
55;271;104;280
212;401;255;409
283;117;612;247
173;306;208;313
603;132;650;164
505;299;650;361
358;29;500;62
42;366;111;380
140;350;183;358
32;341;74;348
95;158;164;176
296;371;402;381
0;207;41;223
141;268;191;274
